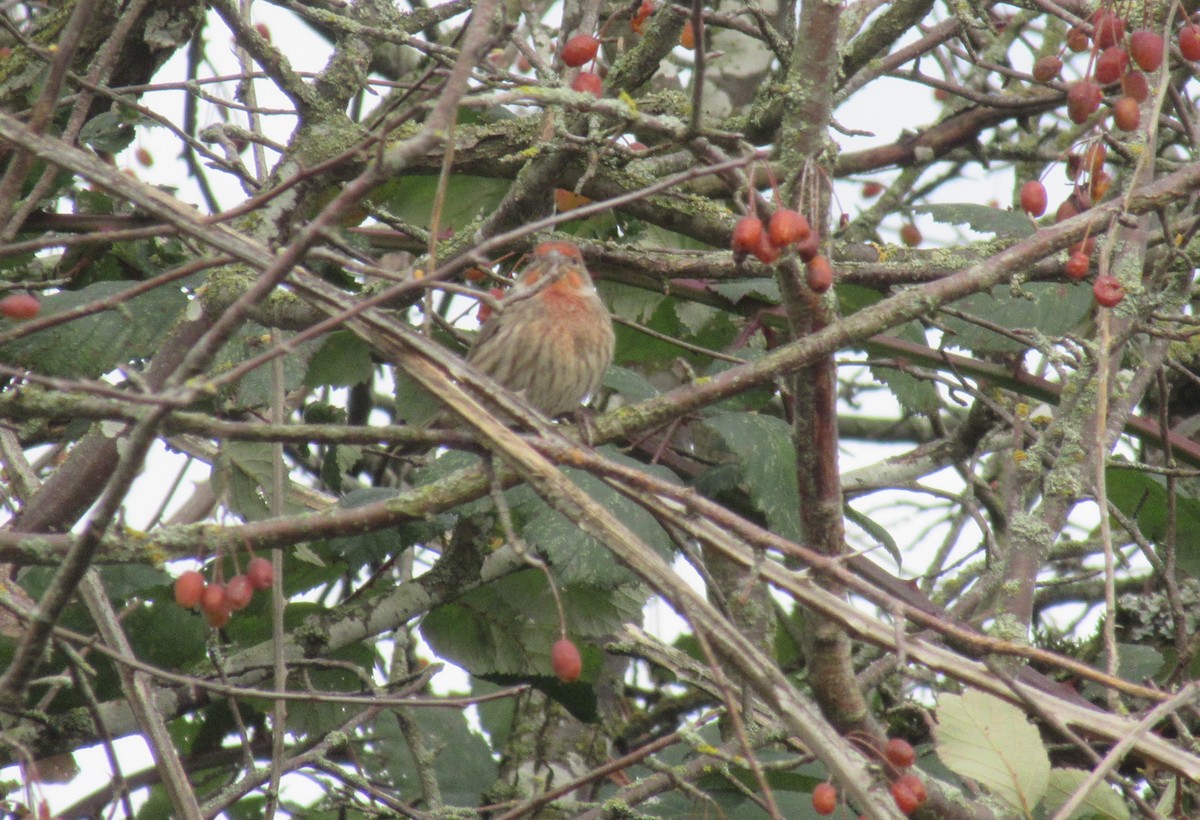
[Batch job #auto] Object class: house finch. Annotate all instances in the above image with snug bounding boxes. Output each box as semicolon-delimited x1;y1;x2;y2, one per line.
464;240;614;417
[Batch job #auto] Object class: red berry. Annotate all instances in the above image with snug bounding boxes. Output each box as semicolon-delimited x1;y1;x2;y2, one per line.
900;222;922;247
247;556;274;590
631;0;653;34
1122;70;1150;102
1019;180;1047;217
204;607;231;628
1055;199;1080;223
1090;169;1112;200
897;773;927;805
884;737;917;768
1071;236;1096;258
731;216;764;253
571;71;603;97
476;286;505;323
752;230;781;264
1065;152;1082;181
1090;9;1125;49
1094;46;1129;84
796;231;820;263
0;293;40;320
767;209;810;247
1067;81;1102;124
1093;274;1125;307
806;255;834;293
890;780;922;815
1112;96;1140;130
173;571;205;609
1083;143;1107;176
551;638;582;682
1181;25;1200;61
561;34;599;67
679;20;696;50
225;575;254;611
134;147;153;168
254;22;271;42
811;782;837;815
1129;30;1165;72
1066;26;1089;52
1032;55;1062;83
200;583;227;616
862;181;885;198
1064;251;1090;280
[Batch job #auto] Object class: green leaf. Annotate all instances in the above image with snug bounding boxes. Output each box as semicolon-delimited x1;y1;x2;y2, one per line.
701;413;803;542
375;174;510;231
710;278;780;304
939;281;1093;354
79;110;137;154
844;504;903;568
0;280;188;378
210;324;319;409
365;707;497;806
514;446;675;587
305;331;373;387
1043;768;1130;819
602;364;661;403
213;441;305;522
914;203;1035;238
1106;466;1200;579
393;367;443;426
935;689;1050;812
421;569;644;678
123;599;208;671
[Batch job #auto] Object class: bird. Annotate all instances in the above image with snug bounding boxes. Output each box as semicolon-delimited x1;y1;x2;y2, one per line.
461;240;614;418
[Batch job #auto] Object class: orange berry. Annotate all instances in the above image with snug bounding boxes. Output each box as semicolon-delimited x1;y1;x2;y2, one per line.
1032;55;1062;83
225;575;254;611
1122;70;1150;102
1090;9;1125;49
679;20;696;50
1180;25;1200;61
173;571;205;609
247;556;274;590
1129;30;1164;72
731;216;763;253
571;71;603;97
561;34;599;67
1112;96;1140;131
1093;274;1125;307
806;255;833;293
884;737;917;768
1067;80;1102;124
551;638;582;682
752;229;780;264
1019;180;1047;217
554;188;592;212
1064;251;1090;280
0;293;40;320
767;209;810;247
811;782;837;815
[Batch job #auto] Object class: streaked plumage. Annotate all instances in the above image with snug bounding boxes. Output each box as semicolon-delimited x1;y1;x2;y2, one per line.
466;241;614;417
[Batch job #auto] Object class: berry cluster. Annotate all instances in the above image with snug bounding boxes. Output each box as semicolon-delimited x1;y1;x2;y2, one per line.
809;736;926;816
559;2;697;99
1016;6;1187;309
173;556;274;628
731;209;832;292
